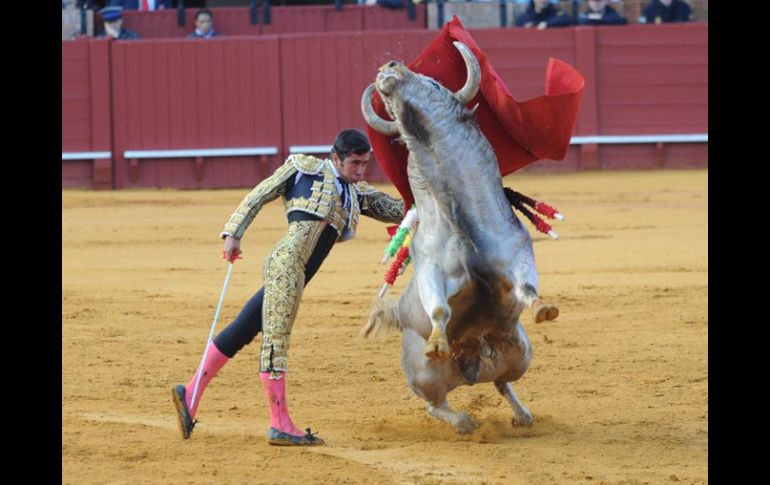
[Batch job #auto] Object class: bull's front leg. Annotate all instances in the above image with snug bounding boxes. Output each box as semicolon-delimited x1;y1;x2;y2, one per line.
414;261;453;359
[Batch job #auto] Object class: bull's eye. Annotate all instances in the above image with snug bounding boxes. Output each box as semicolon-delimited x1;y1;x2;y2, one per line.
389;62;397;68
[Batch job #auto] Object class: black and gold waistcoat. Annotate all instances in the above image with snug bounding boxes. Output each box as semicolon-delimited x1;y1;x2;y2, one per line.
220;154;404;242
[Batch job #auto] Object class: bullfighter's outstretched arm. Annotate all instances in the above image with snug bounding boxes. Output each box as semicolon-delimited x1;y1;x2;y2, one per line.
355;181;405;224
219;158;299;239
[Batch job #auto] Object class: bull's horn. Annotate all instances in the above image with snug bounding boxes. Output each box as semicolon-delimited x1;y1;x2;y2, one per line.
452;41;481;106
361;84;399;136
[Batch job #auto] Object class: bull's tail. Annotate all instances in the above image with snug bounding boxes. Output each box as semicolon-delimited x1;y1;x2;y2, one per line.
360;297;403;338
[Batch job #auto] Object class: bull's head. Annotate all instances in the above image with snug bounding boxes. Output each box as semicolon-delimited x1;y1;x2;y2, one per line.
361;41;481;138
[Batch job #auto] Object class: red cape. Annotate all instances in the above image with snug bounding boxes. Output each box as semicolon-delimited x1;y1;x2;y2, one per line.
366;16;585;209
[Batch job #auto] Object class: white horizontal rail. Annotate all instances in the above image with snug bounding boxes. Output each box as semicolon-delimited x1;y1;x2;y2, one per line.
570;134;708;144
62;151;112;160
289;145;333;154
124;147;279;158
290;136;707;153
66;136;707;162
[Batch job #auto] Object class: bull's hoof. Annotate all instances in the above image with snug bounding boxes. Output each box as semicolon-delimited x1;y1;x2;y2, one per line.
533;302;559;324
511;410;534;428
425;335;450;359
454;413;478;434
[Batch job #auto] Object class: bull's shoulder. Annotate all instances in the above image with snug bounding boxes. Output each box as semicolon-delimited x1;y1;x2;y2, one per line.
289;154;325;175
353;181;378;196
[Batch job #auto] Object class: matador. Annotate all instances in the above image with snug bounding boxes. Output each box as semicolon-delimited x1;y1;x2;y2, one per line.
172;129;404;446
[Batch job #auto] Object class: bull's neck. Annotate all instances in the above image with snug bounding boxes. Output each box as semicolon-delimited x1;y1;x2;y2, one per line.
391;87;507;215
402;121;510;237
404;130;501;199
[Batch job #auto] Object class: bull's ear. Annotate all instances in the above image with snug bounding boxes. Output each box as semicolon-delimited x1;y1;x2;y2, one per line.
361;84;399;136
452;42;481;106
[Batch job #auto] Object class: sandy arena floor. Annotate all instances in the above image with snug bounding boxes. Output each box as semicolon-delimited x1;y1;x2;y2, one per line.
62;169;707;484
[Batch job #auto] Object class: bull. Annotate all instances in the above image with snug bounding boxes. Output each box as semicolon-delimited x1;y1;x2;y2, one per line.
360;42;559;433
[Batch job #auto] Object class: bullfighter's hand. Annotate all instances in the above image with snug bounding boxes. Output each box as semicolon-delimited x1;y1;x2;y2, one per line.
223;235;242;263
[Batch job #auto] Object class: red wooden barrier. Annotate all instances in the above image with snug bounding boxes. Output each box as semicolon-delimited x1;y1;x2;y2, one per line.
62;37;113;189
574;26;600;169
62;40;91;152
110;36;283;189
595;23;707;135
364;5;426;31
61;23;708;189
592;23;708;169
278;30;434;182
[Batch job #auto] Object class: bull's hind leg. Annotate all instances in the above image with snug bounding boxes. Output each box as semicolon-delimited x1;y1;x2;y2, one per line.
494;381;533;428
511;239;559;324
516;283;559;324
426;400;478;435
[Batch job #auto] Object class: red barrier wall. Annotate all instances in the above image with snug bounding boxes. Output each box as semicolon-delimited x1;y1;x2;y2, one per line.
595;24;707;135
591;23;708;170
118;5;426;39
62;38;113;189
110;37;283;188
62;40;92;153
62;23;708;189
278;29;434;182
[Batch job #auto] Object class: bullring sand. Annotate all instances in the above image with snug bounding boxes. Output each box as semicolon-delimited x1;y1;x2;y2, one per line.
62;169;707;484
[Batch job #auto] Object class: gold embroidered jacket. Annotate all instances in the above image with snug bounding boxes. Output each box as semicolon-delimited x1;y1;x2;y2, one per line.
220;154;404;241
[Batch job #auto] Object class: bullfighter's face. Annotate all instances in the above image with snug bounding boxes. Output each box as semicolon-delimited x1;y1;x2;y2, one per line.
333;151;370;184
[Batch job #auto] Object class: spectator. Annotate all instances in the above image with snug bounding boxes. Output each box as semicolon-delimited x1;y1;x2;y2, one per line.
640;0;692;24
577;0;628;25
376;0;404;9
187;9;218;39
515;0;572;30
96;6;140;40
108;0;171;10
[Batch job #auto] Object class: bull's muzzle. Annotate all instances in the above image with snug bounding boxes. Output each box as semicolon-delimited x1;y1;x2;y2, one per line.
360;43;480;137
376;62;406;95
376;72;398;96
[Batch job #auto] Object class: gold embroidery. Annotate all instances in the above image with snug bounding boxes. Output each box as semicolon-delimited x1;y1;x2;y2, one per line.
352;181;378;196
221;158;298;239
359;190;405;224
283;160;351;235
290;154;324;174
259;220;326;373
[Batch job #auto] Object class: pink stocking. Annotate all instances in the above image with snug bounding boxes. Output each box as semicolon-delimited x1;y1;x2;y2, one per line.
184;341;230;418
259;371;304;437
